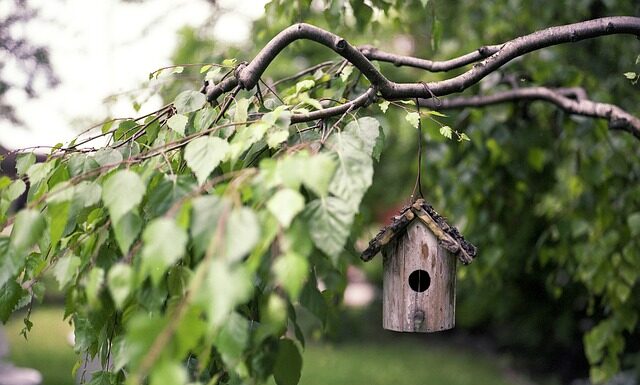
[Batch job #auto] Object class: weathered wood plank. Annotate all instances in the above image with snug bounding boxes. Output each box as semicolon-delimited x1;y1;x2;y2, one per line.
382;220;456;333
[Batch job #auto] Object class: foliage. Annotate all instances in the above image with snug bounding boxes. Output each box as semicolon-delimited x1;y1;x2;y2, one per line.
260;0;640;382
1;1;640;384
0;55;385;384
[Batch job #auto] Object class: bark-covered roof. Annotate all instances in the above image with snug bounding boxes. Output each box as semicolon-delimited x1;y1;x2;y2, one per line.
361;198;477;264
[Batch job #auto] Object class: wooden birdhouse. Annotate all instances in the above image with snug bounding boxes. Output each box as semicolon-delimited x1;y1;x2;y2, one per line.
361;199;477;333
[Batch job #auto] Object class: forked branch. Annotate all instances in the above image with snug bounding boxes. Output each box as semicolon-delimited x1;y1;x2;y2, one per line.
418;87;640;139
203;16;640;135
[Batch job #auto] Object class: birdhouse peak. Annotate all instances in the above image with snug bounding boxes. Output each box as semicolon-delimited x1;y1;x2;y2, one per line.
361;198;477;264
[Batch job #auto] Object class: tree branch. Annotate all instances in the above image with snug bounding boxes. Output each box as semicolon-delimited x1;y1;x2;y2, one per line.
419;87;640;139
202;17;640;129
358;44;501;72
290;87;377;123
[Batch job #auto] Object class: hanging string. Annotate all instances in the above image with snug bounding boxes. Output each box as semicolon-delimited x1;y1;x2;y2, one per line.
410;97;425;201
410;83;441;202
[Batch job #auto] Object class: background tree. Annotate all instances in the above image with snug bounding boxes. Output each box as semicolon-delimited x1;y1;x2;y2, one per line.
0;1;638;384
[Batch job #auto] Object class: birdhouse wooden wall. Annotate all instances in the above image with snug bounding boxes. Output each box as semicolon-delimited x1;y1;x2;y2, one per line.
382;219;456;333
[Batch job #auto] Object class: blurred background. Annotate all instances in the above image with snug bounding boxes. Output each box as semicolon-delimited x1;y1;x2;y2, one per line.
2;1;639;384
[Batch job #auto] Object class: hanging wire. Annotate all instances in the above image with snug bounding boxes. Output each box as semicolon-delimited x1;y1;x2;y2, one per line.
410;83;441;202
410;98;425;201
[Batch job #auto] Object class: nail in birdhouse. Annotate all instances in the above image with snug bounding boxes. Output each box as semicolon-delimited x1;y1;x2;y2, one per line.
361;199;477;333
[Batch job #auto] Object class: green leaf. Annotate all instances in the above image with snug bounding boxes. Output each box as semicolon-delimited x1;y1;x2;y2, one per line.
68;154;99;177
344;117;381;156
174;90;206;114
101;170;146;223
113;212;142;255
458;132;471;142
234;98;250;125
85;268;104;307
301;153;337;198
267;129;289;149
200;64;213;73
87;371;118;385
273;252;308;299
273;339;302;385
167;114;188;136
426;110;447;117
378;100;389;113
93;148;123;167
623;72;637;80
215;312;250;367
0;281;27;323
225;207;260;262
190;196;230;257
101;120;114;134
53;254;81;290
194;106;217;132
49;202;70;247
15;153;36;176
150;361;187;385
0;176;12;191
26;161;54;185
327;130;375;210
300;278;328;324
267;189;305;228
299;95;323;111
74;181;102;208
107;263;132;310
175;306;206;357
222;58;237;67
304;198;354;260
199;260;253;328
295;79;315;94
0;237;22;288
405;111;420;129
123;313;166;369
339;65;354;83
3;180;26;201
184;136;230;185
140;218;188;285
10;209;46;253
627;212;640;237
229;121;269;162
439;125;453;140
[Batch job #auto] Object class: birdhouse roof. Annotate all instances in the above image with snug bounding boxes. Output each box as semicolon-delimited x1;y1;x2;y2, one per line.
361;198;477;264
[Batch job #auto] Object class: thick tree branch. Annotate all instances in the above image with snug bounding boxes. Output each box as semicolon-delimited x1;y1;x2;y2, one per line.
203;17;640;129
390;16;640;98
419;87;640;139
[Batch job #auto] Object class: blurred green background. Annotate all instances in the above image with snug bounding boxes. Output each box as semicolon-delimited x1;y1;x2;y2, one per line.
5;307;527;385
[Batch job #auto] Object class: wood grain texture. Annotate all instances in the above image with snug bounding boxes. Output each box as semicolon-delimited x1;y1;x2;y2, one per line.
382;220;456;333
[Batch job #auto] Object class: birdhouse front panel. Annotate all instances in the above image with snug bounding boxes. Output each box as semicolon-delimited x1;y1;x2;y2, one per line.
382;220;456;333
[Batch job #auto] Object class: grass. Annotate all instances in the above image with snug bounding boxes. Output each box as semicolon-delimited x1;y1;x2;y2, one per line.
4;308;76;385
4;308;519;385
286;341;514;385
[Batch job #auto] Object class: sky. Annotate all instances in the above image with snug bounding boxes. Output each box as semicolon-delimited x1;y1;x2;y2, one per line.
0;0;267;150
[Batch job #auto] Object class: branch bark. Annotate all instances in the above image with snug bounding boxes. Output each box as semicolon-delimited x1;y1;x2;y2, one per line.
202;17;640;130
358;44;501;72
418;87;640;139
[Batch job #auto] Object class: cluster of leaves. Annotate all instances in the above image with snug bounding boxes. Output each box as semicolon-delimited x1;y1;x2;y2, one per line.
0;63;385;384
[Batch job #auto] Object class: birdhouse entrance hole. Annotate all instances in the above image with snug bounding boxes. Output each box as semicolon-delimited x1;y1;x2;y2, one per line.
408;269;430;292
